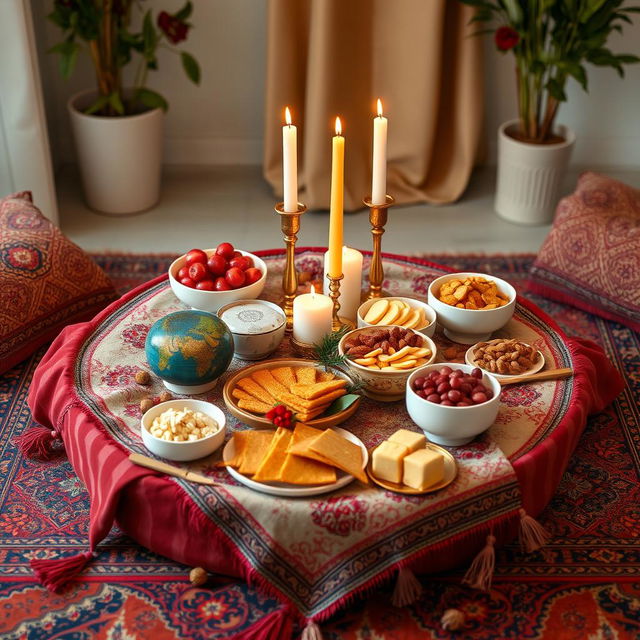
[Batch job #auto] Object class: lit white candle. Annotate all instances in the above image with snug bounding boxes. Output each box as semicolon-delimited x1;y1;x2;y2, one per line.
323;246;364;321
328;116;344;278
292;285;333;344
371;98;388;205
283;106;298;212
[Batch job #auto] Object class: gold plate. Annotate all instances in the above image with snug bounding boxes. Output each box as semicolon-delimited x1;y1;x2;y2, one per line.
222;358;361;429
366;442;457;494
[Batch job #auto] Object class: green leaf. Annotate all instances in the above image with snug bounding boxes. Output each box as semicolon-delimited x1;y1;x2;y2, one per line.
546;77;567;102
84;95;109;115
135;88;169;112
49;40;80;78
322;394;361;417
181;51;201;84
142;10;157;59
108;91;125;115
616;54;640;64
174;1;193;21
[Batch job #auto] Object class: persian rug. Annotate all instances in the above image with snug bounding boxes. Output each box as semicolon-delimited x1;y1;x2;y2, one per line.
1;253;638;639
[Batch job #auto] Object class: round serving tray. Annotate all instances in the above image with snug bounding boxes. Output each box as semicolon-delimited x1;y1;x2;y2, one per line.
222;358;361;429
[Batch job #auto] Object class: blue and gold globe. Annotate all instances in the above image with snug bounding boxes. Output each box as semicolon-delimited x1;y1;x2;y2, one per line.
145;310;234;394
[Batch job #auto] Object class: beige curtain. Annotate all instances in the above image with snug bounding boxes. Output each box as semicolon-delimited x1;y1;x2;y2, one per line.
263;0;483;211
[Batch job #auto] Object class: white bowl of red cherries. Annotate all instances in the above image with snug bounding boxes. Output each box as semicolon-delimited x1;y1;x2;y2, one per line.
405;363;501;446
169;242;267;312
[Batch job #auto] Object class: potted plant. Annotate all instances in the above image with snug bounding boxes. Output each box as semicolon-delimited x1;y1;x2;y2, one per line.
49;0;200;214
461;0;638;224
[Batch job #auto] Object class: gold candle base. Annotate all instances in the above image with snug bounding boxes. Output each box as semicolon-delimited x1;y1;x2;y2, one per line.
275;202;307;332
326;273;355;332
363;195;395;300
289;335;317;359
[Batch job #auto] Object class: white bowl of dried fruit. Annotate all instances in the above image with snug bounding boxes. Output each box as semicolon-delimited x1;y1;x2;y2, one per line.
427;272;516;344
338;326;437;402
357;297;436;338
141;399;226;461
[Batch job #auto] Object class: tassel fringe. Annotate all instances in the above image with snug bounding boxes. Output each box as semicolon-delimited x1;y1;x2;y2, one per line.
518;508;550;553
462;534;495;592
301;620;323;640
230;606;294;640
31;550;95;593
391;567;423;607
15;426;62;460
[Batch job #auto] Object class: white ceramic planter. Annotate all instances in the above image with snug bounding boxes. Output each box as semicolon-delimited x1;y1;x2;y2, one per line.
68;89;163;214
495;119;575;225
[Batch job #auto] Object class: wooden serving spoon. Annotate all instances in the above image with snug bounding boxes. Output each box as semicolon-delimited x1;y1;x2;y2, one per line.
129;453;219;486
499;367;573;386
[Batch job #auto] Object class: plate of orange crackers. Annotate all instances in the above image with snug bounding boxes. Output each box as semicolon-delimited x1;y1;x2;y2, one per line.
222;422;369;497
222;359;361;429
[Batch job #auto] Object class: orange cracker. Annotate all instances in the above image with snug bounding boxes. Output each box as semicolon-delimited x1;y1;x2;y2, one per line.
271;366;297;390
307;429;367;483
252;427;292;483
295;406;329;422
294;366;317;385
221;431;251;468
290;379;348;400
317;370;336;383
235;377;277;405
238;430;276;475
278;424;336;485
237;397;274;415
251;369;289;398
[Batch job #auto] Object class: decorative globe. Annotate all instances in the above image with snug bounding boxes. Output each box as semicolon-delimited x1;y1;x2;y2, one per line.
145;310;234;394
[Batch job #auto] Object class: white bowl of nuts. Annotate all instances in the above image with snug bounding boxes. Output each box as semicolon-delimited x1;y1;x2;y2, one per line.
465;338;544;379
357;297;437;338
406;364;501;446
141;399;226;461
338;326;437;402
427;273;516;344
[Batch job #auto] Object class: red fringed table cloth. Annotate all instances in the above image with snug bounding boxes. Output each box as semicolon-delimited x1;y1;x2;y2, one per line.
28;250;623;630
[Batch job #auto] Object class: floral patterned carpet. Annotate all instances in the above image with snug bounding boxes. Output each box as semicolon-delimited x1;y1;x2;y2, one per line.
1;252;638;639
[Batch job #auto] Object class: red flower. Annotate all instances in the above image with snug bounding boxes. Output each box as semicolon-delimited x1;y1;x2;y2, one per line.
495;26;519;51
157;11;190;44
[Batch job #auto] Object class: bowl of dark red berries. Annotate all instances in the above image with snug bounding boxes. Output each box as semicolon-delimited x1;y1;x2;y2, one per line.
169;242;267;312
405;363;501;446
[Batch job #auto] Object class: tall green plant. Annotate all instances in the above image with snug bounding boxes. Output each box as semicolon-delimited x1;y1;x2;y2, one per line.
49;0;201;117
461;0;639;143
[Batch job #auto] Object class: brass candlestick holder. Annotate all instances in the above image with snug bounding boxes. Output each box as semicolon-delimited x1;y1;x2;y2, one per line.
275;202;307;332
363;194;395;300
326;273;355;332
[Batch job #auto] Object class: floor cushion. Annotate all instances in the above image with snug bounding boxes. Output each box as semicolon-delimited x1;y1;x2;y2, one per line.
0;191;116;374
528;172;640;331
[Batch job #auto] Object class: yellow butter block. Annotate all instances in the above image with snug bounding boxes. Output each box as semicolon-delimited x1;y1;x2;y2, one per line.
402;448;444;490
388;429;426;453
372;441;409;484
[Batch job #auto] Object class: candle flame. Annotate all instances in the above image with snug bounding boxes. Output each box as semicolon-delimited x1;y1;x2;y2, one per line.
310;285;316;296
285;106;292;126
377;98;383;117
335;116;342;136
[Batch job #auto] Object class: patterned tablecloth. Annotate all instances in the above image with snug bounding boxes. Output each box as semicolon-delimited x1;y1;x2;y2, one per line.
29;249;612;626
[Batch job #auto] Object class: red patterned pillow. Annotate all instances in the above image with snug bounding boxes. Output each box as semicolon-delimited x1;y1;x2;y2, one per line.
1;192;116;373
528;172;640;331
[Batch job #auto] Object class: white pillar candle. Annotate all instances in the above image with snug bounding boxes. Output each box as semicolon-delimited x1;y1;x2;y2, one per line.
371;98;388;205
323;246;364;322
283;106;298;212
292;285;333;344
328;116;344;278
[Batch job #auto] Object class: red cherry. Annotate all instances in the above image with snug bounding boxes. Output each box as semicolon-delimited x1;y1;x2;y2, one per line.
177;266;190;280
231;250;243;259
229;256;251;271
180;277;196;288
274;416;283;426
275;405;287;416
225;267;246;289
207;254;228;276
266;409;276;420
244;268;262;285
216;242;235;259
196;279;215;291
185;249;207;266
214;277;232;291
188;262;208;283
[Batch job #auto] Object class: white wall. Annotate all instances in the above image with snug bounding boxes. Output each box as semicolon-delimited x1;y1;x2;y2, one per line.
34;0;639;169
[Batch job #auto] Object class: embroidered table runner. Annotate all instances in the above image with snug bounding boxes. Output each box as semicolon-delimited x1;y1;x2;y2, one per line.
58;251;577;619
